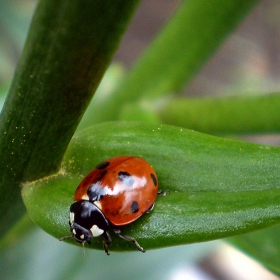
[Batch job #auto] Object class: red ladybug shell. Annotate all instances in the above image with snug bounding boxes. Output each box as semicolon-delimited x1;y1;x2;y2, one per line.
74;156;158;226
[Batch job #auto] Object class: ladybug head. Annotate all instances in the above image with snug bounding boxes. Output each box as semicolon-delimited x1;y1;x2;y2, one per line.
60;200;110;245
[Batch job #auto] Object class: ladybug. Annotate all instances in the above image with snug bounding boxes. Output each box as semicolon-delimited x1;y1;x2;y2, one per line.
60;155;161;255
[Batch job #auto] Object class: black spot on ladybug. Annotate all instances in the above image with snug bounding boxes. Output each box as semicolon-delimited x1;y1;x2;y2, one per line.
96;161;110;169
118;171;134;187
131;201;139;213
97;170;107;181
87;182;105;202
151;173;157;187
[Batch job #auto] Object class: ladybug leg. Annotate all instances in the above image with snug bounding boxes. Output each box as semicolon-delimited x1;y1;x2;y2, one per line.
102;231;112;256
157;190;170;196
113;228;146;253
146;203;154;213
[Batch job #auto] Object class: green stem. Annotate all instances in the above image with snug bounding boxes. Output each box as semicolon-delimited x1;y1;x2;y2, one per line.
158;93;280;134
0;0;140;238
91;0;260;123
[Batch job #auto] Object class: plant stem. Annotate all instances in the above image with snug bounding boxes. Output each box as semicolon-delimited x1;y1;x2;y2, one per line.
91;0;260;123
0;0;140;238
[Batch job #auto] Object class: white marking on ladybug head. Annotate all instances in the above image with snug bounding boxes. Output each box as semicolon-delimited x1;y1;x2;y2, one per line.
94;200;102;210
90;225;104;237
81;194;89;200
72;229;76;235
80;234;85;240
69;212;75;225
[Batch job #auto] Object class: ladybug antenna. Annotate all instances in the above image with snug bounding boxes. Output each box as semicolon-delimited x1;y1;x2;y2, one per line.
59;235;74;242
59;235;86;256
82;242;86;257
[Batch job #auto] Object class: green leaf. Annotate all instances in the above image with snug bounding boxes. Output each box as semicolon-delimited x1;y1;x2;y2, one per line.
0;0;140;238
91;0;260;123
22;122;280;252
158;93;280;134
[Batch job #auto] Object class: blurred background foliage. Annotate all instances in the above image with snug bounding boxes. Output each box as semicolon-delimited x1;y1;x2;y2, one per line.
1;0;280;279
